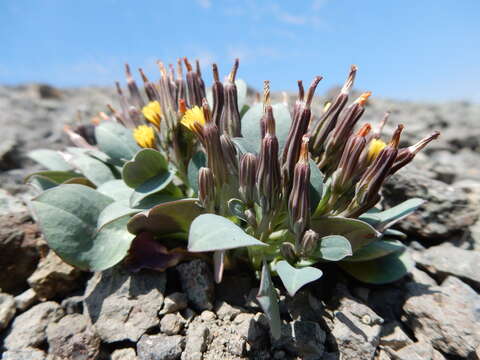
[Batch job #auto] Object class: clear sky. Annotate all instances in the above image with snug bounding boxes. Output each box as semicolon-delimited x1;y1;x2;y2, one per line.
1;0;479;102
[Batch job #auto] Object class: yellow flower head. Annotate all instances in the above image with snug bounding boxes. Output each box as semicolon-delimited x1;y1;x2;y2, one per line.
133;125;156;148
142;101;162;127
180;106;206;133
367;138;387;163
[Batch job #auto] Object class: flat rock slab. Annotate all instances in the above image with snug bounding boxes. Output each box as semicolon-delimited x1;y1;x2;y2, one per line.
83;266;166;343
137;333;185;360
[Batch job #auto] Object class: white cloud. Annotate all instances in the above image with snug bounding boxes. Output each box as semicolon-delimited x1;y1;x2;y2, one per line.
196;0;212;9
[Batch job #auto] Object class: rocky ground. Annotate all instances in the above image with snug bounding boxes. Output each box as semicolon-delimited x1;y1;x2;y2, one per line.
0;83;480;359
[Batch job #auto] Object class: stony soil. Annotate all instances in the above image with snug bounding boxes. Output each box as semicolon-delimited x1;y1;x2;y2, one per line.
0;83;479;359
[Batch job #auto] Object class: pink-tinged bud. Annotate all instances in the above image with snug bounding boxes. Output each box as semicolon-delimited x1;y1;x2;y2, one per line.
211;64;225;128
370;111;390;141
125;63;145;109
257;106;281;214
282;76;322;188
220;134;238;176
239;153;258;205
260;80;271;139
195;59;207;101
345;124;404;217
220;59;241;137
300;229;320;257
175;59;187;106
318;91;372;176
184;57;203;107
389;130;440;175
288;136;311;240
198;167;215;212
156;61;177;125
280;242;298;263
115;82;135;128
310;65;357;156
139;68;160;103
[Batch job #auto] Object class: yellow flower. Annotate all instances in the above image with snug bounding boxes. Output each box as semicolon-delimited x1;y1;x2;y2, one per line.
367;138;387;163
133;125;156;148
142;101;162;127
180;106;206;133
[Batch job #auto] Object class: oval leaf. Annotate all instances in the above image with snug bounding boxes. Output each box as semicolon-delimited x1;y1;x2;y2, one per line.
188;214;266;252
30;184;134;271
340;249;413;284
276;260;323;297
95;121;140;162
316;235;352;261
122;149;170;188
28;149;72;171
187;151;206;195
344;239;406;262
310;217;380;252
69;153;116;186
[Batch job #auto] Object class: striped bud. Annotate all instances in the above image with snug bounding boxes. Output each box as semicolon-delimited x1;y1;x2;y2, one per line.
125;63;145;109
220;59;241;137
280;242;298;263
211;64;225;128
220;134;238;177
198;167;215;212
239;153;258;205
300;229;320;257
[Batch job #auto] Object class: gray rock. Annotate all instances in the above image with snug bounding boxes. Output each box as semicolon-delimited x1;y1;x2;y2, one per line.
330;285;383;360
2;348;46;360
137;334;185;360
382;171;477;238
160;313;185;335
46;314;101;360
83;267;166;343
14;288;38;311
4;301;64;350
234;313;267;345
177;260;215;311
380;321;413;350
385;341;446;360
403;276;480;357
182;323;210;360
28;250;82;300
199;310;216;321
111;348;138;360
416;243;480;288
0;292;16;331
408;267;437;286
215;301;242;321
61;295;84;314
160;292;188;315
275;320;326;359
285;290;324;322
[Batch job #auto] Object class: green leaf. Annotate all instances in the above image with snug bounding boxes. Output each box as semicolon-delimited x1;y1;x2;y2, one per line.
315;235;352;261
28;149;72;171
28;175;59;191
344;239;406;262
188;214;266;252
257;260;281;340
128;198;204;235
275;260;323;297
187;151;206;195
309;160;324;213
26;170;82;184
241;103;292;153
310;217;380;252
383;228;407;239
96;180;133;203
30;184;134;271
129;172;175;207
232;137;258;155
123;149;170;188
339;249;414;284
228;198;247;221
95;121;140;162
69;153;116;186
359;198;425;231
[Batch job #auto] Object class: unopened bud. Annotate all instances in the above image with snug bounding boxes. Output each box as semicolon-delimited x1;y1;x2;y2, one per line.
203;102;228;185
211;64;224;128
280;242;297;263
220;134;238;176
220;59;241;137
184;57;203;107
239;153;258;205
125;63;145;109
300;230;319;257
198;167;215;212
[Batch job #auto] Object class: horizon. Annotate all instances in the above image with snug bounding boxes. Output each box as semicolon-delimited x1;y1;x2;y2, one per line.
1;1;479;103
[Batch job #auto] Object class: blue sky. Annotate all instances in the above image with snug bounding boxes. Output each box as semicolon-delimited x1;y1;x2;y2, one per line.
1;0;479;102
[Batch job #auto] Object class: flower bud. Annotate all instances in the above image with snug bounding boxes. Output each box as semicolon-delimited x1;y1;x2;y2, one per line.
198;167;215;212
184;57;203;107
125;63;145;109
220;134;238;176
239;153;258;205
139;68;161;103
300;229;320;257
288;136;311;239
310;65;357;156
257;106;281;214
175;59;187;105
211;64;224;128
220;59;241;137
280;242;297;263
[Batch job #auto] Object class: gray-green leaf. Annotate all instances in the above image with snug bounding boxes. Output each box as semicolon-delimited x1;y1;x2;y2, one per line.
276;260;323;297
257;260;281;340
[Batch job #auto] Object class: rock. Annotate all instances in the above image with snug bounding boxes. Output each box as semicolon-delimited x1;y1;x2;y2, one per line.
14;288;38;311
0;138;19;170
160;313;185;335
408;267;437;286
137;334;185;360
83;267;166;343
177;260;215;311
215;301;242;321
111;348;138;360
382;171;477;238
61;295;84;314
274;320;326;359
182;323;210;360
234;313;268;346
46;313;101;360
329;285;383;359
2;348;47;360
199;310;216;321
416;243;480;289
0;292;16;331
4;301;64;350
385;341;446;360
285;290;324;322
27;250;82;300
0;191;43;293
380;321;413;350
403;276;480;357
160;292;188;315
